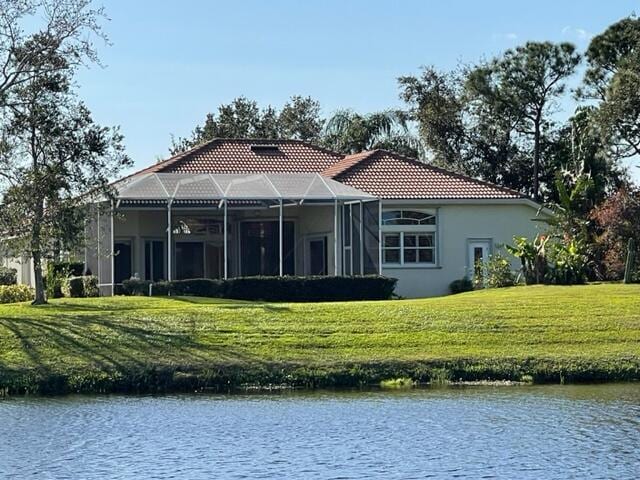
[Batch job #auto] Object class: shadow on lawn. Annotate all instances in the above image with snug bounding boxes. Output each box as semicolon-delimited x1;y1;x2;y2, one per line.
0;312;262;375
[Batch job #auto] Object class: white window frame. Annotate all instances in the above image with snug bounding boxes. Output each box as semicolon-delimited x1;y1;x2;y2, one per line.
381;209;438;267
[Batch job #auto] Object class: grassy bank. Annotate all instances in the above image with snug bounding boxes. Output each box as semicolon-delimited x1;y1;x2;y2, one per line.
0;283;639;394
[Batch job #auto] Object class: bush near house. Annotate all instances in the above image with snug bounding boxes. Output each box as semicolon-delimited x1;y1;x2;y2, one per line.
484;253;517;288
449;278;473;294
121;275;397;301
0;267;17;286
0;284;34;303
63;275;99;298
46;262;86;298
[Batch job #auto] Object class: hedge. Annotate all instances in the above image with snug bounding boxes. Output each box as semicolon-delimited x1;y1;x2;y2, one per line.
121;275;397;302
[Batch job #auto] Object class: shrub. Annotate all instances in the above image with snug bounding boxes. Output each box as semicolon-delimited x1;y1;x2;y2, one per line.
505;235;549;285
0;266;17;286
63;275;99;298
83;276;99;297
485;253;516;288
122;278;152;296
44;261;85;298
49;261;84;277
46;264;67;299
150;281;170;296
449;278;473;294
590;188;640;280
168;278;225;297
546;238;588;285
223;276;396;302
122;275;397;301
64;276;84;298
0;284;34;303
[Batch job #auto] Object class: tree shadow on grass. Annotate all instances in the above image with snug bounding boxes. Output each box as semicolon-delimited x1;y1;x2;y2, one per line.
0;312;264;376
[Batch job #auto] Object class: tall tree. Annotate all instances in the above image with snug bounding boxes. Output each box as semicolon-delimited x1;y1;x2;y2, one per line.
0;0;105;106
583;17;640;160
0;70;130;304
400;66;531;191
170;96;325;155
544;106;627;209
321;109;422;157
400;42;581;200
466;42;581;200
0;1;130;304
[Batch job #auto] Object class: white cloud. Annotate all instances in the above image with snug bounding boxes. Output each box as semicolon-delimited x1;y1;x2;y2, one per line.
562;26;593;41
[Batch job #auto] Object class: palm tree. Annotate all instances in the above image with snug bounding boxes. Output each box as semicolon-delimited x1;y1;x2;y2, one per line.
322;109;423;157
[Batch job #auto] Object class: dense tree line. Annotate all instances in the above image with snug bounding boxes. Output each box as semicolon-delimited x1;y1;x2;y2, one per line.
172;16;640;279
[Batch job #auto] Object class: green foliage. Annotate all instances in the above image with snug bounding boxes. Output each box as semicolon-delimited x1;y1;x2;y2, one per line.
449;278;473;294
583;17;640;160
222;276;397;302
121;278;152;296
50;262;84;277
63;275;99;298
0;284;34;303
507;235;589;285
169;96;325;154
82;275;99;298
484;253;517;288
121;276;397;302
321;109;422;157
46;263;69;299
380;377;416;389
400;42;581;199
546;238;589;285
0;267;17;286
590;188;640;280
505;235;550;284
1;284;638;394
166;278;225;297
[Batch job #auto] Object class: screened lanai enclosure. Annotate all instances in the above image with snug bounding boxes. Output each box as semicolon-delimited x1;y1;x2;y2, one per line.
84;172;382;295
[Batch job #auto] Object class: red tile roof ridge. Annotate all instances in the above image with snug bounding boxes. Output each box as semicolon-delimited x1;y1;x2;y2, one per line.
321;150;378;177
326;148;527;199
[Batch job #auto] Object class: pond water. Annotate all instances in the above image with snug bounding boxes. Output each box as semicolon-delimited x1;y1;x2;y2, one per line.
1;384;639;479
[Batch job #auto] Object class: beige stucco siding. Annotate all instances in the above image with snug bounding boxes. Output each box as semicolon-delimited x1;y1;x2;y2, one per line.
1;256;33;287
383;202;542;297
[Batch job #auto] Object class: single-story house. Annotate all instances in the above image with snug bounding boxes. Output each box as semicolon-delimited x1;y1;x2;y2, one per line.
10;139;544;298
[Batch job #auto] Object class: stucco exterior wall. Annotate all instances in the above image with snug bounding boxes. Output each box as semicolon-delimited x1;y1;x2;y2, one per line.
1;256;34;287
82;199;541;298
382;202;542;298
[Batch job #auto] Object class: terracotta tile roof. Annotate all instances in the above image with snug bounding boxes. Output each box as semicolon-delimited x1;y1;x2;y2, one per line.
120;140;525;201
144;138;343;175
323;150;525;200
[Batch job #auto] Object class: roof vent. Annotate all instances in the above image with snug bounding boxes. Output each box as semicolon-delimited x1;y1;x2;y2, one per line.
251;144;282;155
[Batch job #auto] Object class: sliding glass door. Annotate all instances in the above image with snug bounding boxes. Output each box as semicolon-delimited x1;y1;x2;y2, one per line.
240;221;294;276
175;242;204;279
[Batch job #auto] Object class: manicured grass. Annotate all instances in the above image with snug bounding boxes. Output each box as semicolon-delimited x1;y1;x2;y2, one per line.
0;284;639;394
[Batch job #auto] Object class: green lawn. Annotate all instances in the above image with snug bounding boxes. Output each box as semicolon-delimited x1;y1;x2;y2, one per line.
0;283;639;393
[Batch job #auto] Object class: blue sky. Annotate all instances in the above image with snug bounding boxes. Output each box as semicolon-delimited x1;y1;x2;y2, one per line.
77;0;640;181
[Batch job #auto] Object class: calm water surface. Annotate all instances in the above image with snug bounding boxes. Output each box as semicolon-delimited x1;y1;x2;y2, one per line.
1;384;639;479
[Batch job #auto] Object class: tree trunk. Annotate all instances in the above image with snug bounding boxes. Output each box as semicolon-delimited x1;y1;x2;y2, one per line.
533;115;541;202
31;198;47;305
32;249;46;305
